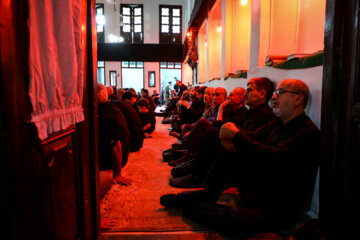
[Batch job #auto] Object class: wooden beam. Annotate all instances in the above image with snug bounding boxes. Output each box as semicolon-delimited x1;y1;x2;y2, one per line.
97;43;183;62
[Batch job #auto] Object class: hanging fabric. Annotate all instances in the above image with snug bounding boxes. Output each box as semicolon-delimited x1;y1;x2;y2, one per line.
28;0;84;140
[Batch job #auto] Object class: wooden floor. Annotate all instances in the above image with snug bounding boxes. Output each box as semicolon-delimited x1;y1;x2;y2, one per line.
99;116;286;240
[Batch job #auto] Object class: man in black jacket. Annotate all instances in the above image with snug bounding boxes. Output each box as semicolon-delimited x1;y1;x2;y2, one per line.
161;79;320;234
169;78;275;187
97;83;132;187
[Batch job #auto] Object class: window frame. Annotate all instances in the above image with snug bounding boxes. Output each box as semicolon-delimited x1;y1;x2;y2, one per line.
159;5;182;44
95;4;105;43
120;4;144;43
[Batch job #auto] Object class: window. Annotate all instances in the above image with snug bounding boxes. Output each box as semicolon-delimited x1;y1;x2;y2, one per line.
121;61;144;93
97;61;105;84
159;5;182;44
160;62;182;69
148;71;155;87
120;4;143;43
95;4;105;43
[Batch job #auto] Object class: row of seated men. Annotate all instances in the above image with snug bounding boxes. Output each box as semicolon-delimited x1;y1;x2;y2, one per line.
160;77;320;237
97;84;156;196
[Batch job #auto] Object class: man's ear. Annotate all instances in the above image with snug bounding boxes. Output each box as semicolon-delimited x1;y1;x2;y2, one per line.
294;94;304;107
259;89;266;100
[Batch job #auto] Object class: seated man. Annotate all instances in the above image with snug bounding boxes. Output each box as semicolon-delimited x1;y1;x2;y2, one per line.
97;83;132;192
111;94;144;152
163;87;227;166
137;98;156;138
141;88;156;112
161;79;320;235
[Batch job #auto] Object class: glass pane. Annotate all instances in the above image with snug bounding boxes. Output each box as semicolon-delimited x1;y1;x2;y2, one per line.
122;7;130;15
173;26;180;33
175;62;182;68
161;8;169;16
173;8;180;16
123;16;130;24
134;7;142;15
130;61;136;68
161;16;169;24
97;61;104;67
168;62;174;68
122;61;129;67
123;24;131;32
160;62;167;68
161;25;169;33
134;16;142;24
173;17;180;25
97;25;103;32
134;25;142;33
137;62;144;67
97;68;105;84
96;8;103;14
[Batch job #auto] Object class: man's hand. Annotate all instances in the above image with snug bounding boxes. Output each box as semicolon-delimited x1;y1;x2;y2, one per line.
219;99;231;109
220;122;239;140
221;139;237;153
113;176;132;186
182;100;190;108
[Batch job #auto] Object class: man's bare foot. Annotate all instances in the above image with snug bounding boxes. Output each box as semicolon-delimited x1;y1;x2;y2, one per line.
113;176;132;186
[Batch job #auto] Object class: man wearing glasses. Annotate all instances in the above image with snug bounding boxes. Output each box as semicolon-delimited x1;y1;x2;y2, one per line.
161;79;320;235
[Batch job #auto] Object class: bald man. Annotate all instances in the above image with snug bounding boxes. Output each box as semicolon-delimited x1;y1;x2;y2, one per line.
161;79;320;234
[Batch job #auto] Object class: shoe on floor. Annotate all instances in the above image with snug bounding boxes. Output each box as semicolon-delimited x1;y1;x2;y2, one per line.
171;159;195;178
171;143;185;150
162;148;188;162
168;151;196;166
169;174;202;188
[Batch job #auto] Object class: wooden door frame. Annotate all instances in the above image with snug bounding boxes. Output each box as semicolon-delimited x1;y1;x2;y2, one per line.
0;0;99;239
321;0;360;239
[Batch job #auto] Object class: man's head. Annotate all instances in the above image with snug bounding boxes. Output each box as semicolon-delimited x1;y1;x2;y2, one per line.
245;77;274;108
141;88;149;97
196;86;207;102
204;87;214;105
190;86;199;99
168;81;172;85
180;89;189;100
213;87;227;106
137;98;150;113
106;86;114;96
117;88;125;96
122;91;137;105
229;87;246;105
97;83;109;103
272;79;309;124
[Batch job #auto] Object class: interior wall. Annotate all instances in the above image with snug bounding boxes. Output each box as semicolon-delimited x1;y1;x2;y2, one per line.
198;20;207;83
258;0;326;67
144;62;160;94
229;0;251;73
297;0;326;53
182;62;192;86
105;61;122;88
208;0;222;80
